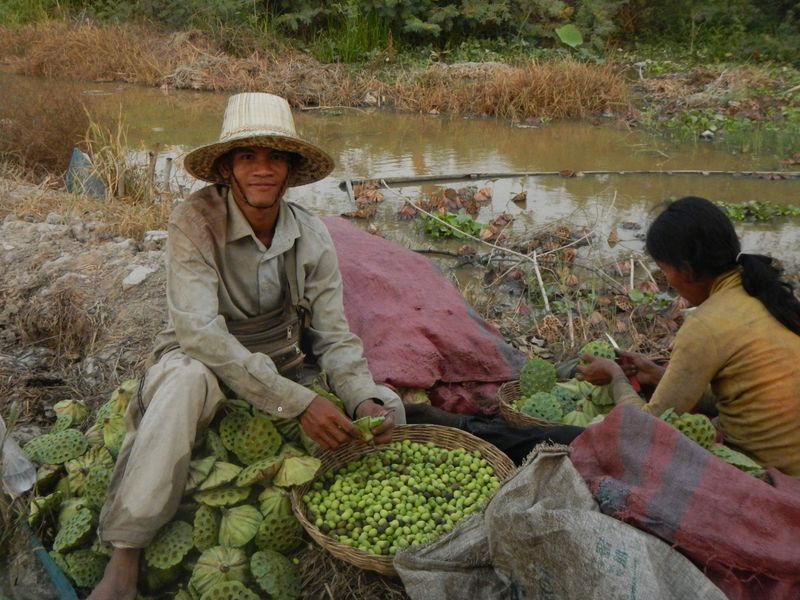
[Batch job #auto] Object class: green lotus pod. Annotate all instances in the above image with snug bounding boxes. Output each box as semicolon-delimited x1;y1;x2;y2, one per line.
257;487;292;517
64;549;107;588
194;486;251;507
519;358;557;397
186;456;218;494
223;398;252;414
674;413;716;450
110;378;139;414
220;412;282;465
51;414;75;433
66;446;114;497
235;456;283;488
308;381;345;413
517;392;562;422
193;505;221;552
278;443;306;459
588;382;615;409
199;580;260;600
274;418;301;442
29;429;89;465
54;474;72;498
274;455;321;488
28;490;64;526
53;508;95;552
102;412;126;458
173;588;194;600
218;505;263;548
82;465;112;509
250;549;301;600
709;444;766;476
189;546;249;598
550;384;581;414
198;462;242;492
204;430;229;462
144;563;183;592
53;399;90;425
22;434;53;464
352;416;385;442
579;340;616;363
93;400;116;425
49;550;70;575
90;538;114;558
298;428;321;456
577;398;601;419
253;513;303;554
84;422;104;447
144;520;194;570
561;410;591;427
35;463;63;493
57;497;91;529
588;414;606;425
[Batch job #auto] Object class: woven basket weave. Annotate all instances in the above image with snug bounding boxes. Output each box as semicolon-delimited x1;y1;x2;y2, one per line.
497;380;561;427
290;424;516;576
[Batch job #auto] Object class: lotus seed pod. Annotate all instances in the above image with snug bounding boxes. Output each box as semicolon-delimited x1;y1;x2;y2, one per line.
28;490;64;526
218;505;262;548
144;520;194;570
64;549;107;588
49;550;69;575
102;412;126;458
199;579;260;600
198;462;242;492
110;378;139;414
254;513;303;554
250;549;300;600
274;455;321;488
519;358;557;396
53;508;95;552
36;429;90;466
274;418;300;442
579;340;616;363
66;446;114;497
561;410;591;427
173;588;194;600
57;497;91;529
53;399;90;425
352;416;385;442
35;463;63;493
220;412;282;465
257;487;291;517
193;505;221;552
186;456;218;494
298;429;321;456
51;414;75;433
517;392;562;422
550;384;581;413
93;400;116;425
709;444;766;476
90;538;114;558
144;563;183;592
308;382;345;412
84;422;104;447
277;443;306;459
194;486;252;507
82;465;112;509
189;546;249;598
675;414;716;449
204;430;229;462
223;398;252;413
235;456;283;488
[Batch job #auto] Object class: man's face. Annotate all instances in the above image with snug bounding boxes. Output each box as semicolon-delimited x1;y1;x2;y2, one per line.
221;147;291;209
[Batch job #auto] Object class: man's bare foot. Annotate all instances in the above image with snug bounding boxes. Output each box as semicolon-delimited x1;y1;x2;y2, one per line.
87;547;140;600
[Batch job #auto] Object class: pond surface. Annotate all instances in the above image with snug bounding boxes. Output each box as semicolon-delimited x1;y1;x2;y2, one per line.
4;73;800;263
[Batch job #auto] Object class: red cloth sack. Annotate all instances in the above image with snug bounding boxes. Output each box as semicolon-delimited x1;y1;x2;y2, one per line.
570;405;800;600
324;217;525;414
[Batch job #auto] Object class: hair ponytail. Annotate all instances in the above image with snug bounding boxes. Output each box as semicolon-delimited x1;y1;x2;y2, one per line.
739;253;800;335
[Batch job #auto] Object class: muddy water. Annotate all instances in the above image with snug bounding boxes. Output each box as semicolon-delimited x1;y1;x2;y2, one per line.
4;74;800;261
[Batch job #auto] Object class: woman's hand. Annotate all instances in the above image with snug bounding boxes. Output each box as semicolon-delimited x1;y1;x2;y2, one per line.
298;395;358;450
616;350;666;386
575;355;624;385
354;399;396;445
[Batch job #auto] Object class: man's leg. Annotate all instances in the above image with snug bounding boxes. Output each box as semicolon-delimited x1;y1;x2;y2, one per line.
89;350;227;600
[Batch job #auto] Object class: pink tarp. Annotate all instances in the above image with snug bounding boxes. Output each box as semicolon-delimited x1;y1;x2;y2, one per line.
324;217;525;415
570;405;800;600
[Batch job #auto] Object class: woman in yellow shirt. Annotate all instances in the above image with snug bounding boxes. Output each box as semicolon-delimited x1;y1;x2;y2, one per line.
578;196;800;476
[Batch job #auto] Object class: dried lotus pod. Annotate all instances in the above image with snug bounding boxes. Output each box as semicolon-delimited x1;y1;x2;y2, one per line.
63;549;107;588
193;505;221;552
185;456;218;494
218;505;262;548
274;455;320;488
199;579;260;600
189;546;249;598
235;456;282;488
53;508;95;552
253;513;303;554
194;486;251;507
144;520;194;570
220;412;282;465
250;549;300;600
198;462;242;492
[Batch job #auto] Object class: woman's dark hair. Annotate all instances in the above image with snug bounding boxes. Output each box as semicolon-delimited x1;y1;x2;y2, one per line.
646;196;800;335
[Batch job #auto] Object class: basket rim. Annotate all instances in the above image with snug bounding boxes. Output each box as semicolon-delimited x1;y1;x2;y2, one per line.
290;424;516;576
497;380;561;427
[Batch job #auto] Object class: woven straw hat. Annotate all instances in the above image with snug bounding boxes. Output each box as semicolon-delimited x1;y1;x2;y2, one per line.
183;93;334;187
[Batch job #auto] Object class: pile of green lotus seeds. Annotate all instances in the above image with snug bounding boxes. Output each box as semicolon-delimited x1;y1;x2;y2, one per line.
303;440;500;555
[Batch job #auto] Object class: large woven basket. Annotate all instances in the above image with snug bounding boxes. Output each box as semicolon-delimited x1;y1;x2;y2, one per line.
290;424;516;576
497;380;560;427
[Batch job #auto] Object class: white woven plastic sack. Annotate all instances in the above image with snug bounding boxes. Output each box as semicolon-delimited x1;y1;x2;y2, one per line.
395;444;727;600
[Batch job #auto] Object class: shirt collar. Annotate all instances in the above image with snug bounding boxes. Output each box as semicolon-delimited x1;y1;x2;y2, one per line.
225;188;300;257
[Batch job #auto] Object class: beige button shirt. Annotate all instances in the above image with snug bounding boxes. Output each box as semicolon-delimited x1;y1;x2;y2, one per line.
151;185;390;419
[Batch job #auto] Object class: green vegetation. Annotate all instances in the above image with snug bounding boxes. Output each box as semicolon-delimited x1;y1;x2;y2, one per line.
716;200;800;221
421;213;484;240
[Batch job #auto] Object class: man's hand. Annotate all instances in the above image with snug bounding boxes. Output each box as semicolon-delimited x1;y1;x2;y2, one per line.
298;395;358;451
575;355;624;385
615;350;666;387
354;399;395;445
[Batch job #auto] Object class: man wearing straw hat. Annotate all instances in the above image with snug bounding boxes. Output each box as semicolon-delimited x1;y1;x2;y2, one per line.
89;92;405;600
